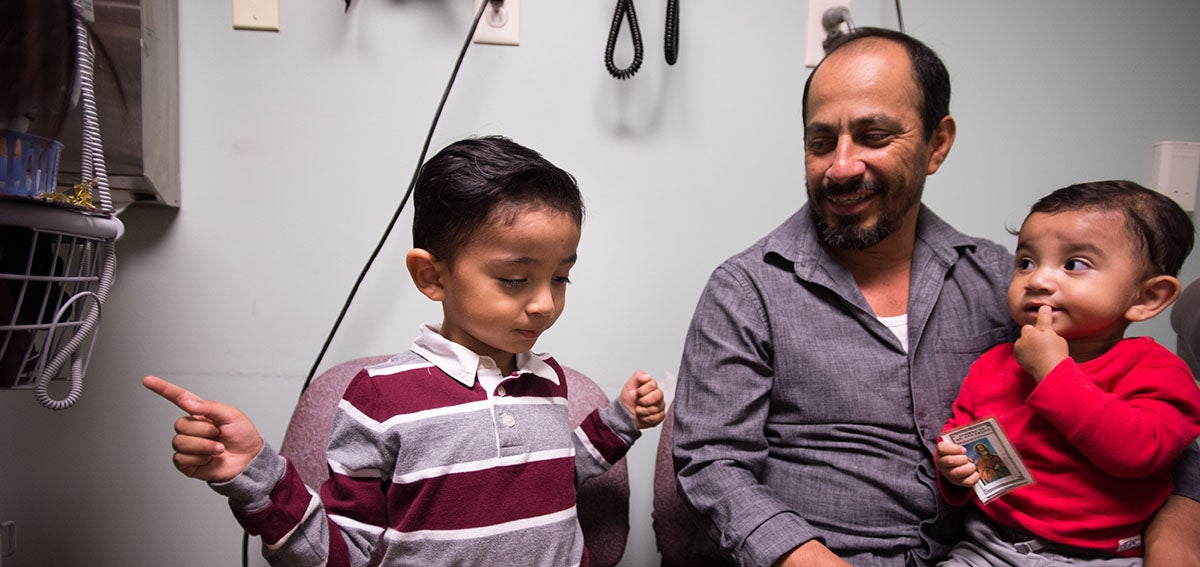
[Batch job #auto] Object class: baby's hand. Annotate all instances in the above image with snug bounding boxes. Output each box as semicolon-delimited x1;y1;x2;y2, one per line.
936;440;979;487
619;371;666;429
143;375;264;483
1013;305;1069;382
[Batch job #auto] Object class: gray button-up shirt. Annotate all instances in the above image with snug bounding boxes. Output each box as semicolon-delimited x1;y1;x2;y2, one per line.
673;205;1015;566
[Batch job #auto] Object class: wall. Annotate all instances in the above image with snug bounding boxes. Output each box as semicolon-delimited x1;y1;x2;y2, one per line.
0;1;1198;565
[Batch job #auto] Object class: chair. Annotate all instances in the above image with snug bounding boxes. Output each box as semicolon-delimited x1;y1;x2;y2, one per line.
278;356;631;566
652;405;727;566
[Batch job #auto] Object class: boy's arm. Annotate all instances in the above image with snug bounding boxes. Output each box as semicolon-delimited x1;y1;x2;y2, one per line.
573;392;641;486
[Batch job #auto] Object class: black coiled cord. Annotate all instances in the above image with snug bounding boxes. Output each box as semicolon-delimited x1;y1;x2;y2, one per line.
604;0;642;79
664;0;679;65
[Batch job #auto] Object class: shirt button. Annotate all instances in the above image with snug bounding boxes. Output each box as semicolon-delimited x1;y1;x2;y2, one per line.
496;386;507;397
501;414;516;428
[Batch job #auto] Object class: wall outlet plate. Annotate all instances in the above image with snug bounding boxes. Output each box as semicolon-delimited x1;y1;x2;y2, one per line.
233;0;280;32
473;0;520;46
805;0;849;67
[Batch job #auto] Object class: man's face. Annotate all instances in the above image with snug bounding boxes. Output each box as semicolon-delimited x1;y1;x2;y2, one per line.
803;39;950;250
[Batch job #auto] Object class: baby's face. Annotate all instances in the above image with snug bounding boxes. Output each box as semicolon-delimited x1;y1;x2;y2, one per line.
1007;209;1147;343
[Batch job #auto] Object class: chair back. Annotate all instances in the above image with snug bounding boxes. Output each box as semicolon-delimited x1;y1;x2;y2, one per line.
278;357;630;566
652;405;727;566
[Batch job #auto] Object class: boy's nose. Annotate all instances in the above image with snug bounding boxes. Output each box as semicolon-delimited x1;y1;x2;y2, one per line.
1025;269;1055;293
526;284;556;317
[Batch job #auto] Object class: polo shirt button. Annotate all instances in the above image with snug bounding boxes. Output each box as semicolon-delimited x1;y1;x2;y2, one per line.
501;414;516;428
496;386;507;397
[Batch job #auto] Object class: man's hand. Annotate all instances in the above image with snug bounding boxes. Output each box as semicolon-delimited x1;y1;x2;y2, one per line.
618;370;666;429
936;440;979;487
143;375;264;483
774;540;853;567
1144;494;1200;567
1013;305;1069;381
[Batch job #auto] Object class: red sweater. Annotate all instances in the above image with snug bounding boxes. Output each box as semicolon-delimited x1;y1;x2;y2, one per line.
941;337;1200;556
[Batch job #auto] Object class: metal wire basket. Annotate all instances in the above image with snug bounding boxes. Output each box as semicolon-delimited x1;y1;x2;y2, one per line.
0;200;121;404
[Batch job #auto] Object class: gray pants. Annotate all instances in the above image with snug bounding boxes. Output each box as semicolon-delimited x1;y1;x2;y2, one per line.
939;510;1141;567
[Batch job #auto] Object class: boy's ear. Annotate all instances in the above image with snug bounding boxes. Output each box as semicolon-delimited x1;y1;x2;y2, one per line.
1125;275;1183;323
406;248;446;302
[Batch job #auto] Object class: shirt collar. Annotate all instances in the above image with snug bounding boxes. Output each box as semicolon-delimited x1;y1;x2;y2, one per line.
766;204;978;276
409;324;561;388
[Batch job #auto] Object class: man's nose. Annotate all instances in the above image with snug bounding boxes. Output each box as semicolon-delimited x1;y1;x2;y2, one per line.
825;138;867;184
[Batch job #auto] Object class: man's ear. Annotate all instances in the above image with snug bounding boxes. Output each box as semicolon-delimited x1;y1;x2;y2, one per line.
406;248;446;301
1126;275;1183;323
926;115;957;175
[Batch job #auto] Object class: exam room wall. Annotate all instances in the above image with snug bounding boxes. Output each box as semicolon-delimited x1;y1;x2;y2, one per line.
0;1;1198;565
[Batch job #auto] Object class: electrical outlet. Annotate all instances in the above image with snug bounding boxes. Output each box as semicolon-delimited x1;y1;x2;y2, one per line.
805;0;849;67
473;0;520;46
233;0;280;32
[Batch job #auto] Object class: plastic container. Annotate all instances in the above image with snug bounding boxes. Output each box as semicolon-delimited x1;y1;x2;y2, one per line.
0;130;64;199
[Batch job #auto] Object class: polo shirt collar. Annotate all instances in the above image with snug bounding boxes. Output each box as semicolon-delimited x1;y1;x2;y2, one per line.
409;324;560;389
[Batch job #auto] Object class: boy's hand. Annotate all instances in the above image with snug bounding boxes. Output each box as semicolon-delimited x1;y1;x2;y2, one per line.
142;375;263;483
1014;305;1069;382
936;440;979;487
619;371;666;429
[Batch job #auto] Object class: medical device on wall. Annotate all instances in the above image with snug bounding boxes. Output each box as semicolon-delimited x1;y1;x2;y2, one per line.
0;4;123;410
605;0;680;80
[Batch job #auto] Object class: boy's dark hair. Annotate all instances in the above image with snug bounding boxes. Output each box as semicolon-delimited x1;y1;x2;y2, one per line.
1026;180;1195;277
802;27;951;142
412;136;583;262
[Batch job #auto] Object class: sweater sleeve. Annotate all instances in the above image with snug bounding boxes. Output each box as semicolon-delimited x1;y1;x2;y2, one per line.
210;372;391;567
1028;353;1200;478
937;353;987;506
573;396;640;486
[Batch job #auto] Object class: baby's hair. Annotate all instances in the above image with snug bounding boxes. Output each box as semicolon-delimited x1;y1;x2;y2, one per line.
412;136;584;263
1019;180;1195;277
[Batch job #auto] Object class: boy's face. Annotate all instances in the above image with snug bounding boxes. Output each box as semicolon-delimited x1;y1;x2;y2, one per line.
436;206;580;370
1007;209;1148;344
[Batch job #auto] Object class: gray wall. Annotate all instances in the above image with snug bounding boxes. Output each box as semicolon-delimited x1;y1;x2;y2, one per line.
1;1;1198;565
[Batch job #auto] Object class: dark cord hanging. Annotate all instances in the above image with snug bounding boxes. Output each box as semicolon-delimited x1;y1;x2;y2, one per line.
664;0;679;65
605;0;643;79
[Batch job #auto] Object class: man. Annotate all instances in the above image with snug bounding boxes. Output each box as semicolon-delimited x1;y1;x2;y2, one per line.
672;27;1200;567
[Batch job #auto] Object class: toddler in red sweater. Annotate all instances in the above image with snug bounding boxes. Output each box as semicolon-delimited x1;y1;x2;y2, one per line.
936;180;1200;565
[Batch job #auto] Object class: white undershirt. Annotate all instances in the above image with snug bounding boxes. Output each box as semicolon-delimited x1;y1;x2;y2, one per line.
878;313;909;352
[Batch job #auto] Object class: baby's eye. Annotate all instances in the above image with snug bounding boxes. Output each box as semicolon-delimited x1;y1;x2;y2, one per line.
1064;259;1092;272
1014;258;1034;271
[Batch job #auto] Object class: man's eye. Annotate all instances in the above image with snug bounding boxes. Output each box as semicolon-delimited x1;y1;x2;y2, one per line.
499;278;526;288
553;276;572;285
806;138;832;154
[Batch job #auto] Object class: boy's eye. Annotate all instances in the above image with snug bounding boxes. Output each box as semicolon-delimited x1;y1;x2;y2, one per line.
1015;258;1034;271
1064;259;1091;272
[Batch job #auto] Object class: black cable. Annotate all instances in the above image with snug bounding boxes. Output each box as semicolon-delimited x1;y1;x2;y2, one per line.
604;0;643;79
894;0;906;32
664;0;679;65
241;2;494;565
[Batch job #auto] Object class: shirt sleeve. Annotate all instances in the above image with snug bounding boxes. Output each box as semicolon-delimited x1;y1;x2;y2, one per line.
1028;355;1200;478
210;373;390;567
573;396;640;486
672;264;820;567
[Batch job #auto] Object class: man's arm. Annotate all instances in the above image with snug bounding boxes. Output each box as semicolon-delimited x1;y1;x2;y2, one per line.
1144;442;1200;566
1144;495;1200;566
672;265;824;566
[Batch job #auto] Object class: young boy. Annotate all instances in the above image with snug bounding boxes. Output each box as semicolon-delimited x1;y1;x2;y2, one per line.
936;180;1200;565
143;136;666;566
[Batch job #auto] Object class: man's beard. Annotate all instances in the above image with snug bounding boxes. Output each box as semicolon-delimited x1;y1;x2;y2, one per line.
811;180;908;251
